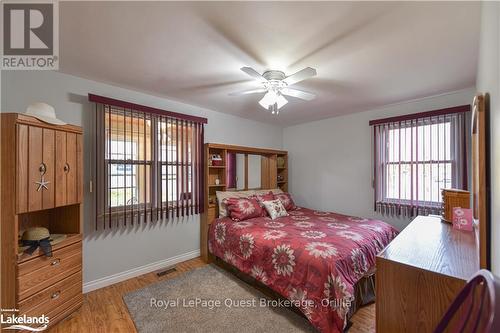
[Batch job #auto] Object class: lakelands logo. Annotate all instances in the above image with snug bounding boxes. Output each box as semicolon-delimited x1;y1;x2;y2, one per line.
0;309;49;332
1;0;59;70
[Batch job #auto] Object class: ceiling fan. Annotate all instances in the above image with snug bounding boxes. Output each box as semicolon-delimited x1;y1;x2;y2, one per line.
230;67;317;114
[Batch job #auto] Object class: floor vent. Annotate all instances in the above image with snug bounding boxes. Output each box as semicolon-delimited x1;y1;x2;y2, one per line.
156;266;177;277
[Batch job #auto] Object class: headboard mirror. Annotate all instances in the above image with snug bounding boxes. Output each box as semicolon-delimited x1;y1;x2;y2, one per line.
227;153;262;190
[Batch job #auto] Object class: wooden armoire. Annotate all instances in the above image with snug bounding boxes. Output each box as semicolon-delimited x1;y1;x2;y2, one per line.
0;113;83;327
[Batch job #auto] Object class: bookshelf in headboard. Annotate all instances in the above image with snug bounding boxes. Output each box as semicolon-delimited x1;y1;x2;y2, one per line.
472;94;491;269
200;143;288;262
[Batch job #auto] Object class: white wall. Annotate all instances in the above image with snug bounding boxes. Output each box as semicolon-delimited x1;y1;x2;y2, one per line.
476;2;500;275
1;70;283;289
283;88;475;231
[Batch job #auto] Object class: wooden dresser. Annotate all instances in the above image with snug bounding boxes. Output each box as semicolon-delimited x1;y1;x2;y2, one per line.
376;215;479;332
0;113;83;328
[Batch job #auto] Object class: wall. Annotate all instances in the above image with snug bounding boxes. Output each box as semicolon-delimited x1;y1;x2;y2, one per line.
283;88;476;231
1;70;283;290
476;2;500;275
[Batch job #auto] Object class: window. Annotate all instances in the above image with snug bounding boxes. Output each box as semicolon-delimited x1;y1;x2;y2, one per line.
106;113;152;209
372;107;469;216
109;140;139;207
91;94;206;229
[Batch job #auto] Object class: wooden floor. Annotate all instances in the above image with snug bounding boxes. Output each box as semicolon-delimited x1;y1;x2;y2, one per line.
48;257;375;333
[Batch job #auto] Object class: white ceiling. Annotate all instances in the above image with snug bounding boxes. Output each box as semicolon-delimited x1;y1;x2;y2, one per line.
60;2;481;126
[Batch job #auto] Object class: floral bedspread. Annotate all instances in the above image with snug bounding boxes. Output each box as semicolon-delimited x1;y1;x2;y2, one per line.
208;207;398;333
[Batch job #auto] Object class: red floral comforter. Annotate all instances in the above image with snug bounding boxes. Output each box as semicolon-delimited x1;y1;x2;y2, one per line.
208;207;398;333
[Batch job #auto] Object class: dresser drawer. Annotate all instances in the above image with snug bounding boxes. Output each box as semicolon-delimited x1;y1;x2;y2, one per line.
17;241;82;300
45;294;83;329
18;271;82;317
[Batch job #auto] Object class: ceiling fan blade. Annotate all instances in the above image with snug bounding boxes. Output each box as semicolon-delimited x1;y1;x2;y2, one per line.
229;88;267;96
283;67;317;86
281;88;316;101
240;67;266;81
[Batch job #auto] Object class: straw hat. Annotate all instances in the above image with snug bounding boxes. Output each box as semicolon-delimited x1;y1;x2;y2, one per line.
25;102;66;125
18;227;66;254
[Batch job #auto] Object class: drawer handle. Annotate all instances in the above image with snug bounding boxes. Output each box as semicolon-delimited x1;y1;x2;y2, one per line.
64;163;70;173
51;291;61;299
51;259;60;266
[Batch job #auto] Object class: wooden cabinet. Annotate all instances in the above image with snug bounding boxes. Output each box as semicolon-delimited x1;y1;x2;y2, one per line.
1;113;83;329
376;216;479;332
16;123;83;213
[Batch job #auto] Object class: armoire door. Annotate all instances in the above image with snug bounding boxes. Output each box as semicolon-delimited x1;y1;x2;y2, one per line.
55;131;67;207
17;125;55;213
65;132;78;205
55;131;82;207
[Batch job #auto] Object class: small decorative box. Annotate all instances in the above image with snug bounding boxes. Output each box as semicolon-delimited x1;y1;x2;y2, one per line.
441;189;470;223
210;154;223;166
452;207;473;231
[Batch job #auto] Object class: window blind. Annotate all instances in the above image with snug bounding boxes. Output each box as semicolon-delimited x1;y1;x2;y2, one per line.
90;94;206;229
370;105;470;217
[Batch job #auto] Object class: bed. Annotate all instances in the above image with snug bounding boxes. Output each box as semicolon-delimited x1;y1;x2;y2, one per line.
208;206;398;333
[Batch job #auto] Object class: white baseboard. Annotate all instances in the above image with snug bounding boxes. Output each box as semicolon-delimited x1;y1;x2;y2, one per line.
83;249;201;293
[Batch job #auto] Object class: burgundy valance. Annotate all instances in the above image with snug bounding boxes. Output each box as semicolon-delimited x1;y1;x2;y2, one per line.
88;94;208;124
369;105;470;126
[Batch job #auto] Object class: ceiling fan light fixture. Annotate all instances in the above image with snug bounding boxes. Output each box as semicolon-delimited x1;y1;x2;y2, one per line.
233;66;317;115
259;90;277;109
268;103;279;115
259;91;275;109
259;90;288;111
276;94;288;109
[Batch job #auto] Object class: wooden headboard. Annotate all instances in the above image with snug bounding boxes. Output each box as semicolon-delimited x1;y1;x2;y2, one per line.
472;94;491;269
200;143;288;262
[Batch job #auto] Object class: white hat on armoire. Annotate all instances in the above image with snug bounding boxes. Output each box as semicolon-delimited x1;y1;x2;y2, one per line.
25;102;66;125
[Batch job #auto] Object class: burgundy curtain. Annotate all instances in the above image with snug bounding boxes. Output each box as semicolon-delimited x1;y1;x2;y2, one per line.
371;106;470;217
91;94;206;230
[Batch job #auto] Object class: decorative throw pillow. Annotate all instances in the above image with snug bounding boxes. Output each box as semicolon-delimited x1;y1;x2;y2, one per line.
224;197;265;221
251;191;275;205
274;192;297;211
262;199;288;220
249;191;275;216
216;190;256;217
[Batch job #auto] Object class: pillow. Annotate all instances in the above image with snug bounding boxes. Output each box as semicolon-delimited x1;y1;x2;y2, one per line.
216;189;284;217
253;188;283;196
225;197;265;221
251;191;275;204
262;199;288;220
249;191;275;217
274;192;297;211
216;190;255;217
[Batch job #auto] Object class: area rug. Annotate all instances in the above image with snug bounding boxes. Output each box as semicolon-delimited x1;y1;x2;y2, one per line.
123;264;316;332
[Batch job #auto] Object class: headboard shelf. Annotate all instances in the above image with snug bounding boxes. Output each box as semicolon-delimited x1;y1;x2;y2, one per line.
200;143;288;262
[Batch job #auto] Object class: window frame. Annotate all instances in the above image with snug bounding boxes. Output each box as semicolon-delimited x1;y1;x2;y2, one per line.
380;119;455;208
370;105;469;217
103;110;193;214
